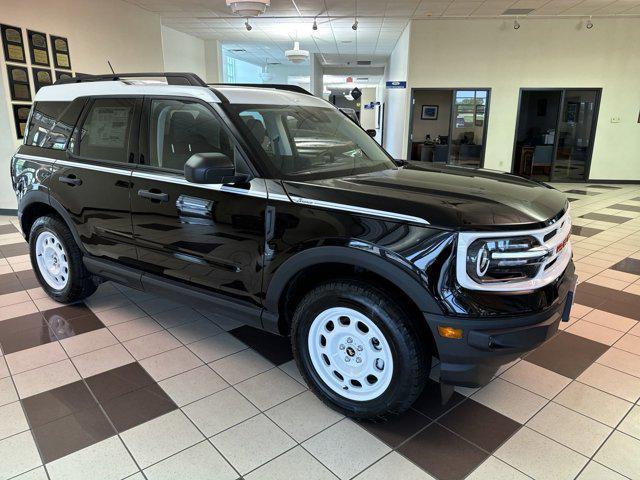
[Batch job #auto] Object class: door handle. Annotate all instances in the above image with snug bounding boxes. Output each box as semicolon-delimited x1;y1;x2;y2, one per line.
138;189;169;203
58;175;82;186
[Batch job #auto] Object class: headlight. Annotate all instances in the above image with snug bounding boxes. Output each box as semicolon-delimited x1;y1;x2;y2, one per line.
466;236;550;284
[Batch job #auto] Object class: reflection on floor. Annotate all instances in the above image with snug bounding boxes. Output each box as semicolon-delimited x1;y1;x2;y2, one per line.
1;182;640;480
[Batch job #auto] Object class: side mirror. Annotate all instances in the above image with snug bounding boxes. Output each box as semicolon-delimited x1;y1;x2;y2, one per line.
366;129;377;138
184;152;241;184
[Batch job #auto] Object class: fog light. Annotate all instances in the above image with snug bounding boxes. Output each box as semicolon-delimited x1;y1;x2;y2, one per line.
438;326;463;339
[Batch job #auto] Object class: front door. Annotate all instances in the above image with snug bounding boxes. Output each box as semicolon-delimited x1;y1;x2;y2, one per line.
130;97;266;315
51;96;141;265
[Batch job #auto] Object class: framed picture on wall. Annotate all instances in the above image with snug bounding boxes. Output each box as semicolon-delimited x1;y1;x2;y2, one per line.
12;104;31;139
6;64;32;102
50;35;72;70
421;105;438;120
55;70;73;82
0;24;26;63
32;68;53;92
27;30;50;66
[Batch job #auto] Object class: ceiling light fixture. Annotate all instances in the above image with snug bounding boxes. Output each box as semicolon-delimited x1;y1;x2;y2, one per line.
245;19;252;31
285;41;309;63
513;18;520;30
586;16;594;29
312;18;318;31
226;0;270;17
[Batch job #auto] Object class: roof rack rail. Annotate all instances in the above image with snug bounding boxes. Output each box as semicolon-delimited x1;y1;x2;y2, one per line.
54;72;207;87
207;83;313;96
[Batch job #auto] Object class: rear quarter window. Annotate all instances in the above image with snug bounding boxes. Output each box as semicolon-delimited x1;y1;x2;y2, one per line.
24;99;85;150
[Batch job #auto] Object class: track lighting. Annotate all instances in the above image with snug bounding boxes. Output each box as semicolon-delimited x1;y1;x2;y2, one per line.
513;18;520;30
312;18;318;31
352;19;358;31
586;17;594;29
245;19;252;31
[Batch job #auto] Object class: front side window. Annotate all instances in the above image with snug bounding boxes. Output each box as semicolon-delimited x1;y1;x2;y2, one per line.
78;98;136;163
227;104;397;180
148;99;233;171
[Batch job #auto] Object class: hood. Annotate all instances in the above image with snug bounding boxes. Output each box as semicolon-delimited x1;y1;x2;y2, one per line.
281;163;568;230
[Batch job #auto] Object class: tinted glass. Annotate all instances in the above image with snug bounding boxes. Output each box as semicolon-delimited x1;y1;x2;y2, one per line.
43;98;86;150
24;101;68;147
149;99;233;171
78;98;135;163
227;104;396;181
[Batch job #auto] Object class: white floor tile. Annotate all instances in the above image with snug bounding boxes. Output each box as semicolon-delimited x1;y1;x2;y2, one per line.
303;419;391;480
495;427;588;480
211;414;296;475
121;410;204;469
46;436;138;480
143;441;237;480
594;431;640;479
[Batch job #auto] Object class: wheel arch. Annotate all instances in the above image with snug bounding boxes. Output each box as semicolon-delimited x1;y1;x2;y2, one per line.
264;246;441;355
19;191;84;252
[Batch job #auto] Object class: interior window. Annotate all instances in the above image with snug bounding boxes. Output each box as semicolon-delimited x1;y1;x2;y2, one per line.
78;98;135;163
149;99;232;171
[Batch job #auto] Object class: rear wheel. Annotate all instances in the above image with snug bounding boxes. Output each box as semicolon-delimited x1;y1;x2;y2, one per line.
291;280;430;420
29;216;97;303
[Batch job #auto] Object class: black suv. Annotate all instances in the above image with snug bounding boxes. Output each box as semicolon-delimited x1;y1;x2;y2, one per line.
11;73;577;419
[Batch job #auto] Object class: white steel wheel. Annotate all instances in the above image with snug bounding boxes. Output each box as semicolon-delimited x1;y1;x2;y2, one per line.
307;307;394;401
35;231;70;290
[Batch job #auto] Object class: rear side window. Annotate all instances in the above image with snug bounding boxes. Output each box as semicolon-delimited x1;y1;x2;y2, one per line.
24;101;68;147
24;100;86;150
78;98;136;163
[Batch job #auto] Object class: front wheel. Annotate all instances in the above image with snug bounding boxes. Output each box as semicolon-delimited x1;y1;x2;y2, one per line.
29;215;97;303
291;281;430;420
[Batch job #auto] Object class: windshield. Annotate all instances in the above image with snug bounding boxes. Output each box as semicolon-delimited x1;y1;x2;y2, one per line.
226;104;397;180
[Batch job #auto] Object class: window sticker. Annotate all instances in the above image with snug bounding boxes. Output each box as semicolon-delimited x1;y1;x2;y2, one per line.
88;107;130;148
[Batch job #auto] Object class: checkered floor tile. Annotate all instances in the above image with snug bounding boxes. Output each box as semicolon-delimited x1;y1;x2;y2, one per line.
1;182;640;480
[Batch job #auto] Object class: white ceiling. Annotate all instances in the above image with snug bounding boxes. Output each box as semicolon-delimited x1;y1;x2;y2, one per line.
124;0;640;66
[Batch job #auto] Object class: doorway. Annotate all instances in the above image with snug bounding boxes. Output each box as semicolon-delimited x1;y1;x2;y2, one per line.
408;88;490;168
513;89;601;181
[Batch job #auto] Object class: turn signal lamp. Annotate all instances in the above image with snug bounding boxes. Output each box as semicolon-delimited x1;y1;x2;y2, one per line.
438;326;463;339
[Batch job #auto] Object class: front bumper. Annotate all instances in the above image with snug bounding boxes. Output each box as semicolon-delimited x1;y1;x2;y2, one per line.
426;262;577;387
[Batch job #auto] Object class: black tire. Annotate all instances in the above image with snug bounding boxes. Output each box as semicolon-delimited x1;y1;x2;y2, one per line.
29;215;97;303
291;280;430;420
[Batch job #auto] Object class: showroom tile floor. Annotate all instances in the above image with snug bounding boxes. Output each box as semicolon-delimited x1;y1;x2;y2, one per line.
1;182;640;480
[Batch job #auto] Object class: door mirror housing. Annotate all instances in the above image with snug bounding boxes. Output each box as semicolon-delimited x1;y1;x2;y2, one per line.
365;129;377;138
184;153;244;184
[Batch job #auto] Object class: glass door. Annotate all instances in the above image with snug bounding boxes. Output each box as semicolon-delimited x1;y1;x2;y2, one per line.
513;90;562;181
449;89;489;167
552;89;600;181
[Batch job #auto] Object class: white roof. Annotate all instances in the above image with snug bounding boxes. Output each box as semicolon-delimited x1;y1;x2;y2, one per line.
34;80;330;108
215;85;330;108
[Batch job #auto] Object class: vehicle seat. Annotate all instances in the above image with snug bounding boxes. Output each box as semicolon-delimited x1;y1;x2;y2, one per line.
164;111;216;170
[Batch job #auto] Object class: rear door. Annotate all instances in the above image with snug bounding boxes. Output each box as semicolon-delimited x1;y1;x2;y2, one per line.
130;97;266;317
50;96;141;265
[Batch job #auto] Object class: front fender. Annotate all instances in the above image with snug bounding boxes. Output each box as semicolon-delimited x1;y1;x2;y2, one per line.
264;244;444;317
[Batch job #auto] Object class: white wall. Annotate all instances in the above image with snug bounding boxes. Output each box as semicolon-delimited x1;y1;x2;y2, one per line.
382;23;411;159
411;90;453;142
204;40;222;83
310;54;323;96
401;17;640;180
161;25;206;80
359;87;377;130
0;0;168;209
